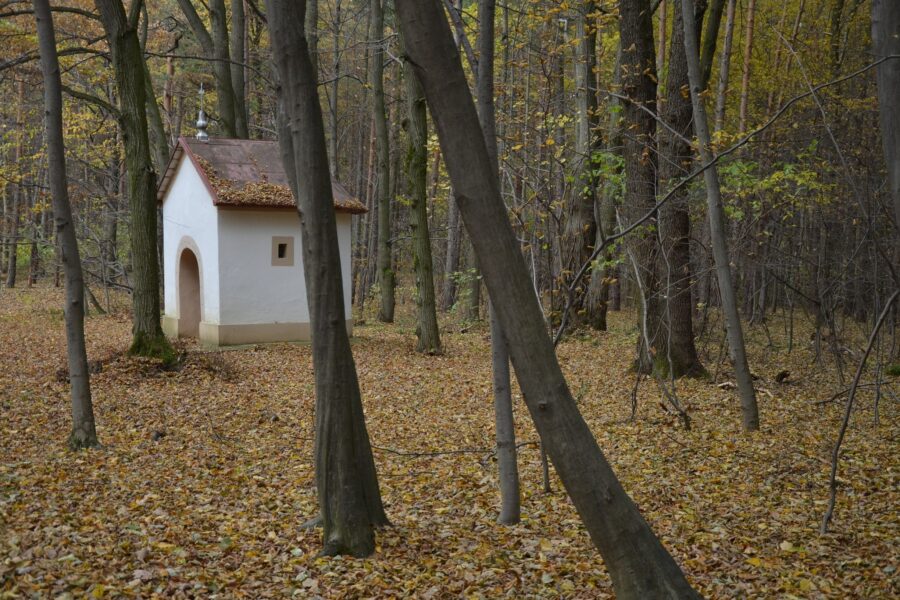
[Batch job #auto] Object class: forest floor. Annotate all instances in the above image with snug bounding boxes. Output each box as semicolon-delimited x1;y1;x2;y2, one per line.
1;285;897;599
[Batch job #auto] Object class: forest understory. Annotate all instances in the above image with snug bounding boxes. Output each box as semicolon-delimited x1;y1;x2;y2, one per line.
1;285;896;599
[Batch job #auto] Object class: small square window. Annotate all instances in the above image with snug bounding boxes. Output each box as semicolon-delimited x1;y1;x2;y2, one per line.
271;236;294;266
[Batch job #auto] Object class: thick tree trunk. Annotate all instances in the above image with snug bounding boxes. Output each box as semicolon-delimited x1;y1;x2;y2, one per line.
562;1;600;331
33;0;99;449
175;0;238;137
396;2;701;596
330;0;341;178
95;0;171;360
872;0;900;229
266;0;388;557
656;2;705;378
619;0;661;373
371;0;394;322
681;0;759;432
306;0;318;74
404;45;441;354
231;0;249;138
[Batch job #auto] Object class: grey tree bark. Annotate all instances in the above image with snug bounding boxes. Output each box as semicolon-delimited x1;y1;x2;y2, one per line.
175;0;240;138
231;0;249;138
656;1;705;378
403;41;441;354
265;0;388;557
95;0;172;360
618;0;662;373
371;0;394;322
872;0;900;229
562;1;600;331
33;0;100;449
713;0;736;132
477;0;519;524
681;0;759;431
395;1;701;596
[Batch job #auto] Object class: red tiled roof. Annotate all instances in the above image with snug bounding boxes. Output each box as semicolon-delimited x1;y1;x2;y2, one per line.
157;137;367;214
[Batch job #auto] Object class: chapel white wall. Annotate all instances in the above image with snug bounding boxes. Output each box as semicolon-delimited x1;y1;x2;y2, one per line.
162;156;221;323
217;209;309;325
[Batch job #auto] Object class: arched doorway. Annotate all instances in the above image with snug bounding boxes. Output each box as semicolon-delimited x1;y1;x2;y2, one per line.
178;248;201;338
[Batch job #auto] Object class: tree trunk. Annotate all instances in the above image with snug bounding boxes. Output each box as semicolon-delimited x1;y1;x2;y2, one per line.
872;0;900;229
403;42;441;354
699;0;726;89
371;0;394;322
5;188;18;288
395;2;701;596
265;0;388;557
562;1;600;331
330;0;341;178
442;199;461;310
619;0;661;373
33;0;100;449
681;0;759;432
737;0;755;133
231;0;249;138
306;0;318;74
95;0;172;360
713;0;736;132
656;1;705;378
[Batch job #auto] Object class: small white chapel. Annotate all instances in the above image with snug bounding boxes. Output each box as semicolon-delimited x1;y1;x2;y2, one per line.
157;116;365;347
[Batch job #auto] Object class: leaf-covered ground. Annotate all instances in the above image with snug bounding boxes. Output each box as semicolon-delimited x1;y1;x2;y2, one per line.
1;287;896;598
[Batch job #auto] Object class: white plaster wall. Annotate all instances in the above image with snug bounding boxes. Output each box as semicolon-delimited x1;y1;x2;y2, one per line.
162;157;221;323
217;209;308;325
217;210;355;325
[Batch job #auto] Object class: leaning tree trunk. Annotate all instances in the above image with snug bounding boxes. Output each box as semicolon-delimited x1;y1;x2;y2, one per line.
33;0;99;449
95;0;171;360
681;0;759;432
872;0;900;229
655;1;705;378
619;0;662;373
266;0;388;557
403;41;441;354
371;0;394;322
395;2;702;597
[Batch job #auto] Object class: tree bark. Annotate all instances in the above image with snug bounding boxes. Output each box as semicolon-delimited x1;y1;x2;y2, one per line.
477;0;520;524
371;0;394;322
619;0;661;373
265;0;388;557
737;0;755;133
681;0;759;431
95;0;171;360
562;1;600;331
441;194;462;310
175;0;238;137
713;0;736;132
403;41;441;354
872;0;900;229
699;0;726;89
656;1;705;378
33;0;100;449
231;0;249;138
395;2;701;596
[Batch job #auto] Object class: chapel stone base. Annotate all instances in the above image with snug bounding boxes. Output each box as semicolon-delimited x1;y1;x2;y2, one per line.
163;315;353;348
